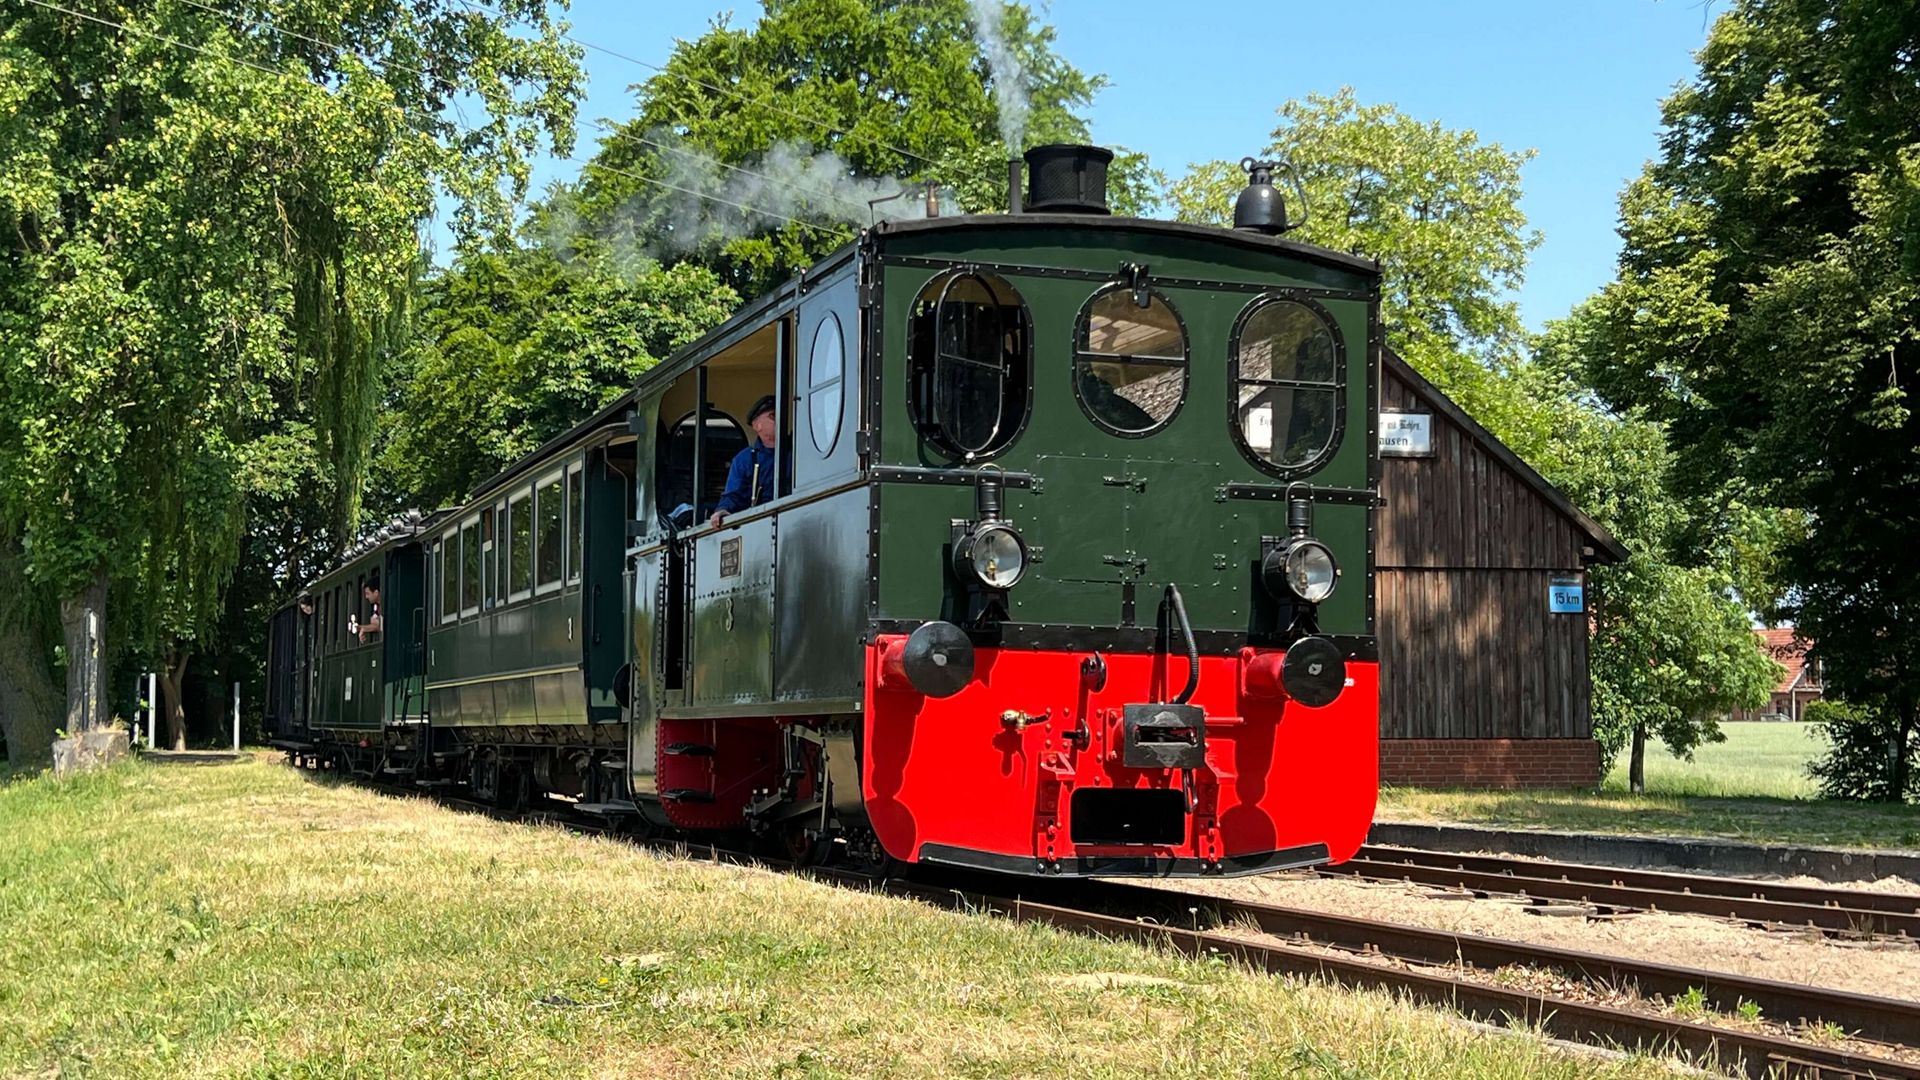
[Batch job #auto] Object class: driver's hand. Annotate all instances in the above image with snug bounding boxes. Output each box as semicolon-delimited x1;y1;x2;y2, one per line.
709;510;726;528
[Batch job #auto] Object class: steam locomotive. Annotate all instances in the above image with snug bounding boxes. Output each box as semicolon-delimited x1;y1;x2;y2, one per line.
265;146;1381;877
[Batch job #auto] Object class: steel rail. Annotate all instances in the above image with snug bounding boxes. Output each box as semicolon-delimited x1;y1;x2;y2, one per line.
1325;847;1920;939
859;875;1920;1080
1358;846;1920;917
1059;879;1920;1048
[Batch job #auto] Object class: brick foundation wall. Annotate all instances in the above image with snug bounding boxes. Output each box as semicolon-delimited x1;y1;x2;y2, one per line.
1379;738;1601;789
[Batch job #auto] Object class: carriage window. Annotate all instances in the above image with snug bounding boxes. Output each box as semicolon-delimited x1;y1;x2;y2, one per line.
909;271;1030;460
480;509;496;610
1074;286;1188;436
436;540;454;624
807;313;845;455
536;476;563;588
1230;297;1344;474
460;520;481;615
508;493;531;598
567;467;584;582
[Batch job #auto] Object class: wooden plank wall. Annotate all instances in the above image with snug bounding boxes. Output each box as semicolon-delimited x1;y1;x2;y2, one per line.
1377;363;1593;741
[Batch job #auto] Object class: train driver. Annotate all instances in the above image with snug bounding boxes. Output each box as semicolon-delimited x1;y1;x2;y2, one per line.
357;575;382;644
709;394;784;527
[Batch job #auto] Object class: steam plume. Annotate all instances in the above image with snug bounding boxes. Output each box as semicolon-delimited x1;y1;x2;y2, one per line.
615;132;947;256
968;0;1029;153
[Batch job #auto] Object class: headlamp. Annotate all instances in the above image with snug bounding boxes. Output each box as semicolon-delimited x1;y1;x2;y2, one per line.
1262;537;1338;603
955;522;1028;589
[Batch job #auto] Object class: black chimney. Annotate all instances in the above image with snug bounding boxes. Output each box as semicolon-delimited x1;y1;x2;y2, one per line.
1234;157;1294;235
1023;144;1113;215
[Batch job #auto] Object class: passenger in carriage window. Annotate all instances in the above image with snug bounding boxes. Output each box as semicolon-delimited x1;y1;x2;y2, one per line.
709;394;787;527
357;575;383;644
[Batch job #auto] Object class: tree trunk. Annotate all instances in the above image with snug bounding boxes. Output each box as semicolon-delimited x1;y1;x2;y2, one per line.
0;618;63;767
58;568;109;735
0;541;62;766
1629;722;1647;795
1892;698;1916;805
160;649;191;751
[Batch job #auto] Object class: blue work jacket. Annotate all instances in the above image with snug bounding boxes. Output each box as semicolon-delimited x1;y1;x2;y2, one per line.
715;441;783;513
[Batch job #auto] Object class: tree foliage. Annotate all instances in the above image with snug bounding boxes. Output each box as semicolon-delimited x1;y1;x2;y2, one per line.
553;0;1158;296
377;251;737;510
1168;89;1539;416
0;0;582;745
1573;0;1920;799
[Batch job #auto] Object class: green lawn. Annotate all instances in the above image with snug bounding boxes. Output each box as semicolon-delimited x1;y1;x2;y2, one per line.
1600;722;1825;799
0;760;1690;1079
1380;722;1920;850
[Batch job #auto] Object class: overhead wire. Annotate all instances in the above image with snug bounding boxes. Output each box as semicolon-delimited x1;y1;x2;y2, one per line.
22;0;856;239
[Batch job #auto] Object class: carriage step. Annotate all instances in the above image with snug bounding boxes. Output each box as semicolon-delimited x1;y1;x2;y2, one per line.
661;789;715;804
576;800;640;817
415;779;456;790
381;766;416;777
662;743;715;757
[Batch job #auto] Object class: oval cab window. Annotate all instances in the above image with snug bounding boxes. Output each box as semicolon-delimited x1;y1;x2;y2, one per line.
1073;286;1188;436
808;313;845;455
1230;297;1344;475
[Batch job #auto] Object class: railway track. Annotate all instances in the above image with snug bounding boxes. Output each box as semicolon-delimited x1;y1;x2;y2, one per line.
325;767;1920;1078
1325;846;1920;939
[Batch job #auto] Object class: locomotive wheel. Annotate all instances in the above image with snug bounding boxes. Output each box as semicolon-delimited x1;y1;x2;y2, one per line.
471;748;500;805
778;825;829;867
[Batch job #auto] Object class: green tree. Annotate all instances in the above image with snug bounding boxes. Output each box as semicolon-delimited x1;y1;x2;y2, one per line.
0;0;582;753
556;0;1157;296
1574;0;1920;800
1516;352;1780;786
378;250;737;510
1168;89;1539;418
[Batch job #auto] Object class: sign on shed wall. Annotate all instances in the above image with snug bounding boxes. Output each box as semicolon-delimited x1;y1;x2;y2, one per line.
1549;574;1585;613
1380;411;1433;457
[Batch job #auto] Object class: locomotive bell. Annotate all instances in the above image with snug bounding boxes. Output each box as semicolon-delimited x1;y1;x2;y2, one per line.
1234;158;1291;235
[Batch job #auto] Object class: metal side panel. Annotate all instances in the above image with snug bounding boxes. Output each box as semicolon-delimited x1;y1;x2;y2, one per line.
629;550;663;795
691;517;776;706
773;489;867;704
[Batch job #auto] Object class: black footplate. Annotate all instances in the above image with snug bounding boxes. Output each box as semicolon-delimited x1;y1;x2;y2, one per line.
1121;703;1206;769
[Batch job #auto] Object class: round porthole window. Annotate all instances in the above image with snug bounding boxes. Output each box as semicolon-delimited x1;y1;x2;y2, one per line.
808;312;844;455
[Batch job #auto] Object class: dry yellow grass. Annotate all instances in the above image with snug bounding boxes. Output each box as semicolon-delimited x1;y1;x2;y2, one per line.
0;761;1701;1078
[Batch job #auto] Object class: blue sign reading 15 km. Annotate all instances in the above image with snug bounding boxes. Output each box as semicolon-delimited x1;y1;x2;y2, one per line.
1549;576;1585;614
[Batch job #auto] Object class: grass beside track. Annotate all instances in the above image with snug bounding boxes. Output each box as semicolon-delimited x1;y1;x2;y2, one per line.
0;760;1694;1080
1380;724;1920;851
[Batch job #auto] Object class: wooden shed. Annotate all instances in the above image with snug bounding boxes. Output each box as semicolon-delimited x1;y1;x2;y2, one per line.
1375;351;1627;788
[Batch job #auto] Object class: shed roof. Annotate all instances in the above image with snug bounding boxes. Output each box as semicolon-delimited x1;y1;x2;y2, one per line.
1384;349;1628;565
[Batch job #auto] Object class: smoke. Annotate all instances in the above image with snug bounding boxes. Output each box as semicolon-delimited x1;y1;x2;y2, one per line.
968;0;1029;153
612;132;948;257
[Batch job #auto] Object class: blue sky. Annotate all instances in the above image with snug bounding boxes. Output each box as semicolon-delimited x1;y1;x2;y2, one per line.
513;0;1715;330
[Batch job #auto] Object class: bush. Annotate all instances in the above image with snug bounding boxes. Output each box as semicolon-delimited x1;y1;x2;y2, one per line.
1806;699;1920;803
